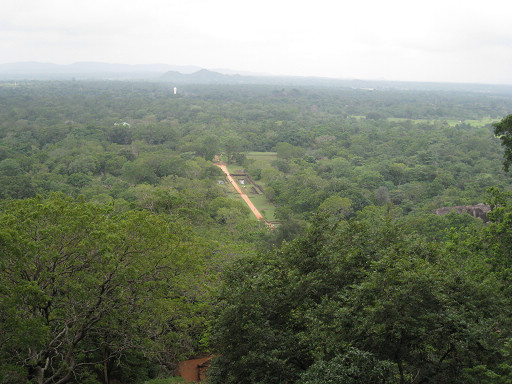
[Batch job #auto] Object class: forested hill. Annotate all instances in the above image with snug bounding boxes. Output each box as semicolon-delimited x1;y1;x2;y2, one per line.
2;80;512;383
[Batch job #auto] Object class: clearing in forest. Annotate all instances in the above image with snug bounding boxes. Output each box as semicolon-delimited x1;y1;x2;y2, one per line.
214;153;277;223
215;162;264;221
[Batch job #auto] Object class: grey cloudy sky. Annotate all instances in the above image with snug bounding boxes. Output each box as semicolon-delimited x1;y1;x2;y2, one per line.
2;0;512;84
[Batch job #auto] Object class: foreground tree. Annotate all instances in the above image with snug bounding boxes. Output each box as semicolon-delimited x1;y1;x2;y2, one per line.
209;212;508;383
494;114;512;172
0;194;208;384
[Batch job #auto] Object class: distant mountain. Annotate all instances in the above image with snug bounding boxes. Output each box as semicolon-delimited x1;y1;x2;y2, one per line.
2;61;512;94
212;67;271;77
161;69;242;84
159;70;512;93
0;62;201;80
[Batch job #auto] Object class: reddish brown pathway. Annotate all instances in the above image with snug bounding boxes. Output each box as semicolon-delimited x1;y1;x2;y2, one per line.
215;162;264;221
178;356;211;382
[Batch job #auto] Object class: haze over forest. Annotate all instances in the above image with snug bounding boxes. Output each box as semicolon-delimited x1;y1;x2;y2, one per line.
3;61;512;96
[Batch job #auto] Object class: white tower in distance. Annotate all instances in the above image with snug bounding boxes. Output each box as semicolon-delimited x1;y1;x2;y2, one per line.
174;87;177;95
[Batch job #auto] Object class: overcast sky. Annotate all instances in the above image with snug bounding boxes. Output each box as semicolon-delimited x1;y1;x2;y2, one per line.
2;0;512;84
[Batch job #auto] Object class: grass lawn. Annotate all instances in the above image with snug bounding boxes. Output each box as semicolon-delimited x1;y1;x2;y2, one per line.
244;152;278;221
387;116;498;127
216;155;277;222
446;116;498;127
248;193;276;222
245;151;277;167
225;163;244;175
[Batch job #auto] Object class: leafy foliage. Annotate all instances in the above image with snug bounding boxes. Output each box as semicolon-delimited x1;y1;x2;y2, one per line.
494;114;512;172
0;194;210;384
209;212;509;383
1;81;512;383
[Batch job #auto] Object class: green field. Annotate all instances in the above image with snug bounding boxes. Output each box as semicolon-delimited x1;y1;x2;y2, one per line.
246;151;277;165
387;116;498;127
225;163;244;175
244;152;277;221
446;116;498;127
218;153;278;222
247;191;276;222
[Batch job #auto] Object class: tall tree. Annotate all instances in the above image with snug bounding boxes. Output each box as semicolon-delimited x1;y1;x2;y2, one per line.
209;213;507;384
0;194;208;384
493;114;512;172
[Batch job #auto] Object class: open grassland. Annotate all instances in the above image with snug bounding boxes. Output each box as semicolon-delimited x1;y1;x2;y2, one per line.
225;163;244;175
446;116;498;127
246;151;277;165
217;154;277;222
249;193;276;221
387;116;498;127
244;152;277;221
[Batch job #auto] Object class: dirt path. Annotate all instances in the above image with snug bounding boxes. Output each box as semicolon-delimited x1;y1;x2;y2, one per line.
215;162;264;221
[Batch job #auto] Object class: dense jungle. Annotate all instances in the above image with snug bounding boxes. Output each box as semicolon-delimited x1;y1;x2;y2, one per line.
2;80;512;383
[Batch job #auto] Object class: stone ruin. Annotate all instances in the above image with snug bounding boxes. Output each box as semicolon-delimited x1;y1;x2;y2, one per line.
433;203;492;223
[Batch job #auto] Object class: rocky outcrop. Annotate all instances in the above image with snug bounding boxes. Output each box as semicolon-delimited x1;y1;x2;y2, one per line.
433;203;491;222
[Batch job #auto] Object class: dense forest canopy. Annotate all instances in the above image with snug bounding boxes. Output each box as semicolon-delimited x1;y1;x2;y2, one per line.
1;81;510;213
1;80;512;383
